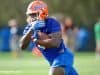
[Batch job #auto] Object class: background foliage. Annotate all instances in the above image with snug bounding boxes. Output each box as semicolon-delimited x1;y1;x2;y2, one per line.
0;0;100;26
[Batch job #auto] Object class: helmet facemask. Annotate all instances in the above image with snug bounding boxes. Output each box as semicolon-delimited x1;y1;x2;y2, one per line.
26;12;39;23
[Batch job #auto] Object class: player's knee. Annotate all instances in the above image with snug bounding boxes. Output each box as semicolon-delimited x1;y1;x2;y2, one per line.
49;67;65;75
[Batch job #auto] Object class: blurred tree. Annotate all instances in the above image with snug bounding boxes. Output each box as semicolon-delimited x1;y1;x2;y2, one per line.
0;0;25;25
0;0;100;26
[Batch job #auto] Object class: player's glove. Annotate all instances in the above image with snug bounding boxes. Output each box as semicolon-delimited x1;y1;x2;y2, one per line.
23;20;45;36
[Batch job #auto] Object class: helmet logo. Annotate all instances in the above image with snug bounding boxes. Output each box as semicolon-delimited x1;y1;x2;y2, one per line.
34;4;46;10
29;3;46;11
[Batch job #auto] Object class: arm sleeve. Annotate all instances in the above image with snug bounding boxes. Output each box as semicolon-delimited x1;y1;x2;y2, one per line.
50;19;61;33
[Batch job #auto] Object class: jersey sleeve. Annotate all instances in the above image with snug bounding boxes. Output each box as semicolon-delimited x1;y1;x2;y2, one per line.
49;19;61;33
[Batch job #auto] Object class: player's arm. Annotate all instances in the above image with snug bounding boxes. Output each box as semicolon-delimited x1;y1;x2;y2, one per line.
19;24;34;50
20;20;46;49
36;31;62;48
19;31;32;49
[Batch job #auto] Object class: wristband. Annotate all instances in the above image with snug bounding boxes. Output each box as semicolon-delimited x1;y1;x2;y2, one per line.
38;45;45;50
33;38;38;43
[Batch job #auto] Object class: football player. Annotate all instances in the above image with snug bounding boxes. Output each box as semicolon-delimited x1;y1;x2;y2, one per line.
20;0;78;75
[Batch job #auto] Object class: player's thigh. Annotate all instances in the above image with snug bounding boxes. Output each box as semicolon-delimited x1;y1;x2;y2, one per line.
49;67;65;75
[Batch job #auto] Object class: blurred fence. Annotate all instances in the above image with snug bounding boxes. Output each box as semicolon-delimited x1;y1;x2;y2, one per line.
0;23;96;52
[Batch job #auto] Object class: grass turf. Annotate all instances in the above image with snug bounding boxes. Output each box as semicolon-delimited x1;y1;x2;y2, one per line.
0;52;100;75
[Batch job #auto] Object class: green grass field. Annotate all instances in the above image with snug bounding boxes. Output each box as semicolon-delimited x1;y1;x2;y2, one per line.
0;52;100;75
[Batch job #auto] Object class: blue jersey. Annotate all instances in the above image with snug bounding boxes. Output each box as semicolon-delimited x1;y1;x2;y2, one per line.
23;18;78;75
35;18;73;65
23;17;73;65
